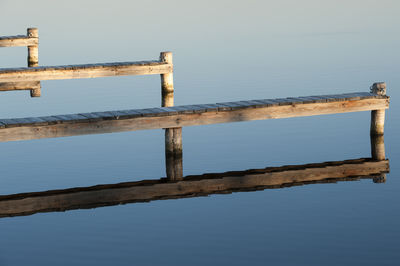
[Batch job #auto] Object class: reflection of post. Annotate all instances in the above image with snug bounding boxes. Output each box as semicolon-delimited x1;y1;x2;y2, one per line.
371;135;385;161
27;28;41;97
160;51;183;180
370;82;386;135
371;134;386;183
165;128;183;180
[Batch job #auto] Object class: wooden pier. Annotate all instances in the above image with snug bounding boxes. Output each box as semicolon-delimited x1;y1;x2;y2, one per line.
0;28;390;139
0;92;389;142
0;28;390;182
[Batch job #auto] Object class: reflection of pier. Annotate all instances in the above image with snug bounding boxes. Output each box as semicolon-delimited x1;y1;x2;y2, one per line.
0;135;389;218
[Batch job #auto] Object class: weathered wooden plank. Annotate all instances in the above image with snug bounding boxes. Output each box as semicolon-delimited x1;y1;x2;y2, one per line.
39;116;63;124
53;114;88;123
246;100;271;107
0;61;172;82
0;35;38;47
201;104;220;112
0;95;389;142
0;158;389;218
255;99;280;106
118;109;143;117
285;97;304;104
78;112;104;122
0;82;41;91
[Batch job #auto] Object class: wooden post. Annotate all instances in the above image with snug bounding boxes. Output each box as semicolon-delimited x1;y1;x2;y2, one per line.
27;28;40;97
370;82;386;135
160;52;174;95
160;51;174;107
160;51;182;180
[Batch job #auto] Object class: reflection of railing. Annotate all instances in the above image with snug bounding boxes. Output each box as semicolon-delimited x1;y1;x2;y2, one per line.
0;135;389;218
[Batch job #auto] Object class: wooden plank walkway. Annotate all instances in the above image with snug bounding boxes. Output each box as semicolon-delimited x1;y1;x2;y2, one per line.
0;92;389;142
0;60;172;82
0;158;389;218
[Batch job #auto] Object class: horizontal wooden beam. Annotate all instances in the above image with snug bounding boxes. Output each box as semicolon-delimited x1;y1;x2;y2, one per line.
0;81;41;91
0;61;172;82
0;158;389;218
0;35;38;47
0;92;389;142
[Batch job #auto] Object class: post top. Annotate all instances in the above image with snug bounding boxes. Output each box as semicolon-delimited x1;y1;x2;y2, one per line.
371;82;386;95
160;51;173;63
27;28;38;37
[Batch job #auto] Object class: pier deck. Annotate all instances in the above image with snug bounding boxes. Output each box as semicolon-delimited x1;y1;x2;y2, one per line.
0;92;389;142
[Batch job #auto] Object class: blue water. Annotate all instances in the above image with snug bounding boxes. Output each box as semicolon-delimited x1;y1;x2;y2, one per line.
0;1;399;265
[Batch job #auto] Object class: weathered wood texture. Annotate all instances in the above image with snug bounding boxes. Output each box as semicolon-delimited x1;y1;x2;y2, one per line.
0;61;172;82
0;158;389;218
0;82;41;91
370;82;386;135
160;51;174;95
165;127;182;155
0;35;38;47
27;28;39;67
162;92;174;108
166;152;183;181
27;28;41;97
371;135;385;161
165;127;183;180
0;92;389;142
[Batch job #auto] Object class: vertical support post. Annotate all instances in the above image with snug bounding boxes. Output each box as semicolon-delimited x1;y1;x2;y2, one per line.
370;82;386;135
160;51;174;107
160;52;182;180
27;28;41;97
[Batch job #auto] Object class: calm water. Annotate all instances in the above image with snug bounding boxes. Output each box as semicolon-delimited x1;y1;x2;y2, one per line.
0;1;400;265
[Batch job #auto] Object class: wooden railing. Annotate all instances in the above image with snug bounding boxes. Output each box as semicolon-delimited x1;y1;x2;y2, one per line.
0;28;174;102
0;28;40;96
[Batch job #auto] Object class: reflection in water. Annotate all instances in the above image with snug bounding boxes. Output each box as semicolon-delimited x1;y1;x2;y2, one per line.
371;135;386;183
0;133;388;218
